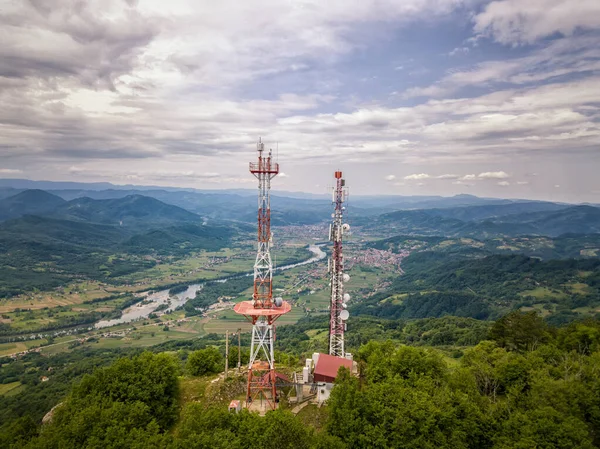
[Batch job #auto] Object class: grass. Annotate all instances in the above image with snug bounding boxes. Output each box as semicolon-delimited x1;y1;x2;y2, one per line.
0;381;22;396
0;339;48;357
566;282;591;295
295;403;329;431
520;304;553;317
179;376;211;404
519;287;568;300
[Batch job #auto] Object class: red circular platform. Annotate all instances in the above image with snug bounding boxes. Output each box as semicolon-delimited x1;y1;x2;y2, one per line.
234;300;291;316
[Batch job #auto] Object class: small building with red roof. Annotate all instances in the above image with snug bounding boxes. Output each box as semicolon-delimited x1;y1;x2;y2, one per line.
313;353;353;383
306;353;355;403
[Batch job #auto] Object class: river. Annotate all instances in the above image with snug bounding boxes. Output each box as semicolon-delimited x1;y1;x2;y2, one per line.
95;244;326;329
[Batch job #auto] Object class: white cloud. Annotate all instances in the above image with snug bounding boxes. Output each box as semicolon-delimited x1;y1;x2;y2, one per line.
404;173;430;180
449;46;470;56
385;174;396;181
497;181;510;186
478;171;510;179
404;36;600;99
278;172;289;178
460;174;477;181
436;174;460;179
516;181;529;185
0;169;23;174
473;0;600;45
453;180;474;186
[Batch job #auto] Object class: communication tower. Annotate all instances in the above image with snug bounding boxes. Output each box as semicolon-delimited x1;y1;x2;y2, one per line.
328;171;350;357
234;139;290;411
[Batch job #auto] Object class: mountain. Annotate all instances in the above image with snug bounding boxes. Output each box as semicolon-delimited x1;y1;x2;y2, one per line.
0;190;66;221
353;250;600;323
374;204;600;238
422;201;567;222
350;194;515;210
495;205;600;237
0;193;237;297
0;187;22;200
123;223;235;254
1;214;127;249
375;209;467;235
49;195;201;227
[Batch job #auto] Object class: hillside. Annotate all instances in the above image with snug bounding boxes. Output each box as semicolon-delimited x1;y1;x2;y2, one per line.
354;250;600;325
496;205;600;236
373;205;600;238
0;194;238;297
423;201;567;222
49;195;201;227
0;190;66;221
371;234;600;260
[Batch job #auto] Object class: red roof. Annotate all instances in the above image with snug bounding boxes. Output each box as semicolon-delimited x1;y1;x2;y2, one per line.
314;353;352;381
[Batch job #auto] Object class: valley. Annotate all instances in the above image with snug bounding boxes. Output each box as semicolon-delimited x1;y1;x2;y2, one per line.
1;183;600;448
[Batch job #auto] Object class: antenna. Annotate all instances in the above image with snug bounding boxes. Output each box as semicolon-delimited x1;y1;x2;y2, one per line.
328;170;349;358
233;138;290;412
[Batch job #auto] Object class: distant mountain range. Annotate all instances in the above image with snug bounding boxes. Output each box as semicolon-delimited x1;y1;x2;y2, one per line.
0;184;599;239
374;203;600;238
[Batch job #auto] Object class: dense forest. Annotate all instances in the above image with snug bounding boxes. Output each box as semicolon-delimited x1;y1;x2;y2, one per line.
354;244;600;325
3;313;600;447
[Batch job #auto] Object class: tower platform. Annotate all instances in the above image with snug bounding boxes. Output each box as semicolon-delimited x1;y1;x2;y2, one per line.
234;300;291;318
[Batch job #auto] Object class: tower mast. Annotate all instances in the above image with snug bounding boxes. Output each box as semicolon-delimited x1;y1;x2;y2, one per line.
328;171;350;357
234;139;290;411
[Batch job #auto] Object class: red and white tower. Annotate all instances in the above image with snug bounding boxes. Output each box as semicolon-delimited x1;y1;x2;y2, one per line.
234;139;290;411
328;171;350;358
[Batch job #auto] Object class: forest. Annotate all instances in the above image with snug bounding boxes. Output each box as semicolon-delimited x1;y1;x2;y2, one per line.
353;246;600;325
2;312;600;448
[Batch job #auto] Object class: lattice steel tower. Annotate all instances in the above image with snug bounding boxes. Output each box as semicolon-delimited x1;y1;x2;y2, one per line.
234;139;290;411
328;171;350;357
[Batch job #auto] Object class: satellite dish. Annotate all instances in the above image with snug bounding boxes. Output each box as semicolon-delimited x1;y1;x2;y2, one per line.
343;293;351;302
342;303;347;309
340;310;349;320
274;297;283;307
342;274;350;282
342;223;350;232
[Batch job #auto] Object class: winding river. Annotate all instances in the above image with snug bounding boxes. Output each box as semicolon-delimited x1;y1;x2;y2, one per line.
95;244;326;329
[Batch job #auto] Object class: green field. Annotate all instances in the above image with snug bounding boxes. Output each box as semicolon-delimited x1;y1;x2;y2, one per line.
519;287;568;300
0;381;22;396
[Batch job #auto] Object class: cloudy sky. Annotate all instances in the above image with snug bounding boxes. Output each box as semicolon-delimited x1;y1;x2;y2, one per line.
1;0;599;202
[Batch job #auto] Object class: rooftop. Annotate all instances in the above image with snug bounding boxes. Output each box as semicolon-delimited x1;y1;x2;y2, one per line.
314;353;352;380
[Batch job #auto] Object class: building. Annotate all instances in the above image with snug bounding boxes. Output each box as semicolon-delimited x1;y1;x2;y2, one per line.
228;400;242;413
312;353;354;403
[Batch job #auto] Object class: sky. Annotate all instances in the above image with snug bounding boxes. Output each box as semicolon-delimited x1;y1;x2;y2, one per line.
0;0;599;202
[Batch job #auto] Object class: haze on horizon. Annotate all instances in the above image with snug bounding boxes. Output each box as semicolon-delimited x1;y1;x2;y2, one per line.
0;0;599;203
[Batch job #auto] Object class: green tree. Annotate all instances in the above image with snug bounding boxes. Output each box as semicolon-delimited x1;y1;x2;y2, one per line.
493;406;593;449
489;311;550;352
187;347;223;376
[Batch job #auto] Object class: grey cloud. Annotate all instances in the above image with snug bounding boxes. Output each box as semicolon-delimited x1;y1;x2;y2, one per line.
0;0;160;87
52;147;160;159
